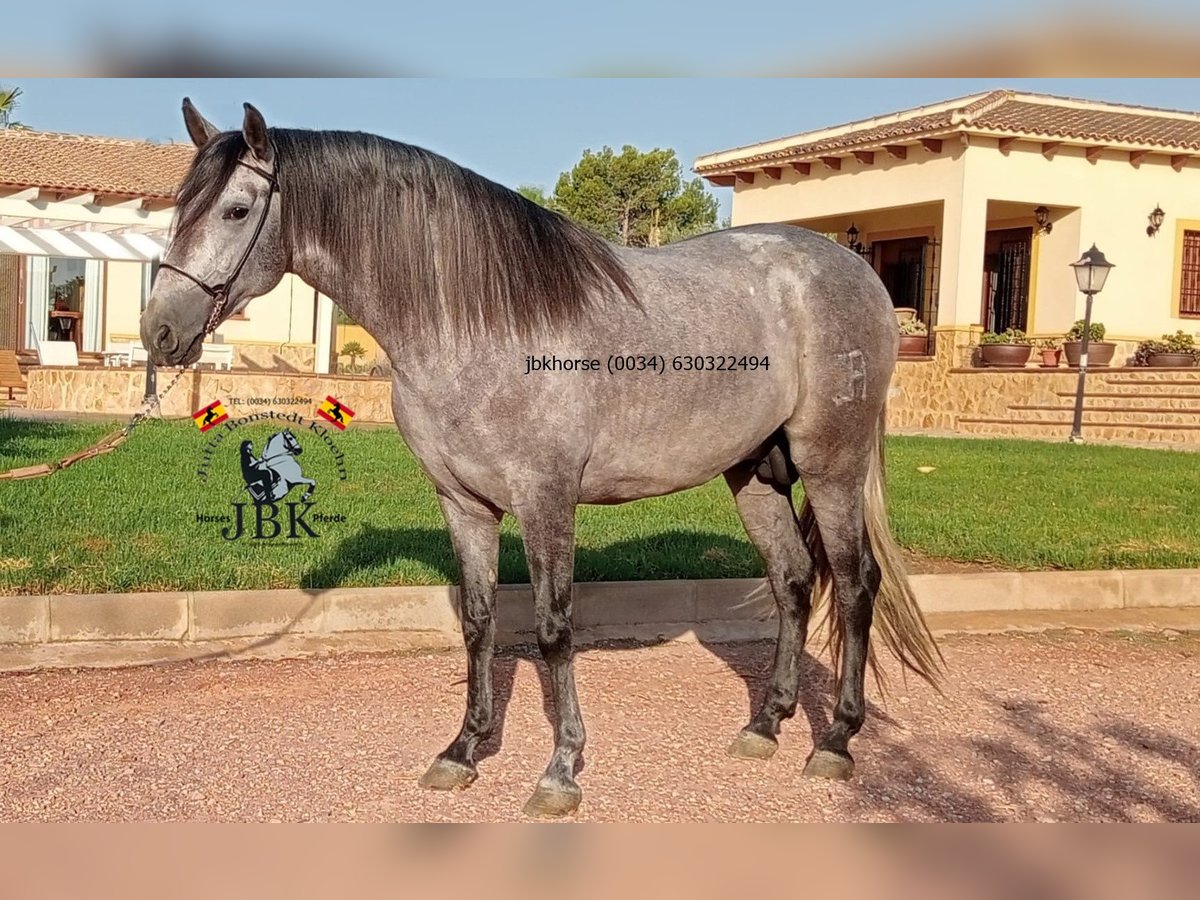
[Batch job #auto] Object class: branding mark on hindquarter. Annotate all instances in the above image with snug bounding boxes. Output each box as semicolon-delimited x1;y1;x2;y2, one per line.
832;349;866;406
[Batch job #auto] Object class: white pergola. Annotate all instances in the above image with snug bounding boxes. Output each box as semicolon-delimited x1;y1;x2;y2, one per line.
0;204;334;374
0;220;167;262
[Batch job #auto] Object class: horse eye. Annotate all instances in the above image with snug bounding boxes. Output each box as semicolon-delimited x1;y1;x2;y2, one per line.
223;205;250;222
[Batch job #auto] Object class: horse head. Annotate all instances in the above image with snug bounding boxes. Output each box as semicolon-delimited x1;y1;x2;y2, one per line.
281;429;302;455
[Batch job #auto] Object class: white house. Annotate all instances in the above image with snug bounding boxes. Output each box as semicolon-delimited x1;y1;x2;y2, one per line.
0;127;337;372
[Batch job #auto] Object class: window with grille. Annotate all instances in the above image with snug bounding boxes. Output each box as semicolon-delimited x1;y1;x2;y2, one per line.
1181;230;1200;317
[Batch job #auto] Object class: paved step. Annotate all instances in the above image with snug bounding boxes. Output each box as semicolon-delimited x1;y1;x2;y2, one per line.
1103;373;1200;386
957;416;1200;444
1055;391;1200;408
970;411;1200;428
1015;404;1200;418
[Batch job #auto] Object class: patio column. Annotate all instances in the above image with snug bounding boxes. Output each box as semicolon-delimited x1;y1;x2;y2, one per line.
314;292;334;374
936;187;989;328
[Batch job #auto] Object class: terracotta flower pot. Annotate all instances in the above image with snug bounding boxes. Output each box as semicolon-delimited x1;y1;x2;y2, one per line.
898;334;928;355
894;308;918;324
1039;348;1061;368
1062;340;1115;367
979;343;1032;367
1146;352;1197;368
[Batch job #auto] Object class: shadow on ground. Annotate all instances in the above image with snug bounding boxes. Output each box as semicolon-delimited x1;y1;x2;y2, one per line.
299;524;761;588
297;524;1200;823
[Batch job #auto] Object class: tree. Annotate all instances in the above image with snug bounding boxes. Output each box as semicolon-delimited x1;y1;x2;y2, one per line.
516;184;556;210
550;145;718;247
0;86;28;130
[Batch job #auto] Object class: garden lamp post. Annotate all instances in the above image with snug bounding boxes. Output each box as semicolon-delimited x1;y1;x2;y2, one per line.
1067;244;1115;444
143;258;160;402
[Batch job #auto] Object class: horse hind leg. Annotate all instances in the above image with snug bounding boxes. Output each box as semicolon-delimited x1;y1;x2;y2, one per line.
723;452;815;761
789;409;943;781
794;464;877;781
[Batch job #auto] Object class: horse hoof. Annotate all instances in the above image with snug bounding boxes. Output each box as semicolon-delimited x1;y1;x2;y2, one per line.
803;749;855;781
726;730;778;760
418;758;477;791
522;779;582;818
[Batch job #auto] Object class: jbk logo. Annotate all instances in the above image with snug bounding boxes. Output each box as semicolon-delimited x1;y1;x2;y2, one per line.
194;407;350;542
223;498;320;541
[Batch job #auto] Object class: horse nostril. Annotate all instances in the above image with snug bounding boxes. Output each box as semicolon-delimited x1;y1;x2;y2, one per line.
156;324;178;354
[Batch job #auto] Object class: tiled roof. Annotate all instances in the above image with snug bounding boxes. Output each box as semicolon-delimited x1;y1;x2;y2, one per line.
970;99;1200;150
695;90;1200;173
0;128;195;200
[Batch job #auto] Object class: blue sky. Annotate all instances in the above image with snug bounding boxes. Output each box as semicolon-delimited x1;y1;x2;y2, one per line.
8;1;1199;76
13;79;1200;221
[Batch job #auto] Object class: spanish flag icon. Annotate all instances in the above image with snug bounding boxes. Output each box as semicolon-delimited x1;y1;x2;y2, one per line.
317;395;355;430
193;400;229;432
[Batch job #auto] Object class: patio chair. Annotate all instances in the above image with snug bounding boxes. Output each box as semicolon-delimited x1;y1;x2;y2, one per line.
199;342;234;370
1;349;25;400
31;332;80;367
127;342;150;367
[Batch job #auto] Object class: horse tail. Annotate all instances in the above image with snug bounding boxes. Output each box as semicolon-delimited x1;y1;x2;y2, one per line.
799;404;944;695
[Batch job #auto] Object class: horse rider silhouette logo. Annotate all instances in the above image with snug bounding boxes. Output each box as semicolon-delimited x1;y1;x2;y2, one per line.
209;429;325;541
237;430;316;503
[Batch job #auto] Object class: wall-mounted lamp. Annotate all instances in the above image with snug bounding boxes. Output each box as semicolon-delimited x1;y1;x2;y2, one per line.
1147;204;1165;237
846;223;871;257
1034;205;1053;234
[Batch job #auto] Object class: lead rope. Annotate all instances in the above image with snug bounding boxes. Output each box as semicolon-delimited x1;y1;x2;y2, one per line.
0;364;188;482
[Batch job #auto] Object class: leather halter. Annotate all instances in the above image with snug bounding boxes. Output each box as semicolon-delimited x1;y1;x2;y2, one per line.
157;159;279;335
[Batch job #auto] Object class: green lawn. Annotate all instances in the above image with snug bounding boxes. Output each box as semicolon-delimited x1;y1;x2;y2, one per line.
1;418;1198;595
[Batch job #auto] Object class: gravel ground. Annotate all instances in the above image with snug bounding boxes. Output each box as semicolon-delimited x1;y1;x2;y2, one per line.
0;630;1197;822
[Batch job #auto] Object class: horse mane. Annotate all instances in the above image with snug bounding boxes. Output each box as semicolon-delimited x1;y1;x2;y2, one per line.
173;129;640;343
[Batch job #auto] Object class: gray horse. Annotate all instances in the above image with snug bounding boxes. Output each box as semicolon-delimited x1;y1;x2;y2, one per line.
141;100;943;818
238;430;315;503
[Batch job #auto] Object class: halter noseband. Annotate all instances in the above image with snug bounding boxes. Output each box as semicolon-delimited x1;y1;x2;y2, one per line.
157;159;280;335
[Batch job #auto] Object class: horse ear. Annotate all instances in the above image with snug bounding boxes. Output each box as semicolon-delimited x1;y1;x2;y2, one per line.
241;102;274;166
182;97;219;148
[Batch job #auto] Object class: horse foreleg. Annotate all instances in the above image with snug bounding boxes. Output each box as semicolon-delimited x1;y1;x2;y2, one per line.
515;496;585;818
296;477;317;501
418;492;503;792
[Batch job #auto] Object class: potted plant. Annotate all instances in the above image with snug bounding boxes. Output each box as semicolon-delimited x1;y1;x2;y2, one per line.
978;328;1033;367
1033;337;1061;368
1133;330;1200;368
894;307;918;325
339;340;367;373
898;318;928;355
1062;319;1116;367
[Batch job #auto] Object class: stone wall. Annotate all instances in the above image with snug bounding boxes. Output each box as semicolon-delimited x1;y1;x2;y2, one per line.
26;368;394;423
887;326;1200;444
889;327;1079;431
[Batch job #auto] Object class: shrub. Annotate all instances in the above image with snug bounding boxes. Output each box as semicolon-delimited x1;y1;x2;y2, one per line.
1133;330;1200;366
1066;319;1106;342
980;328;1030;345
